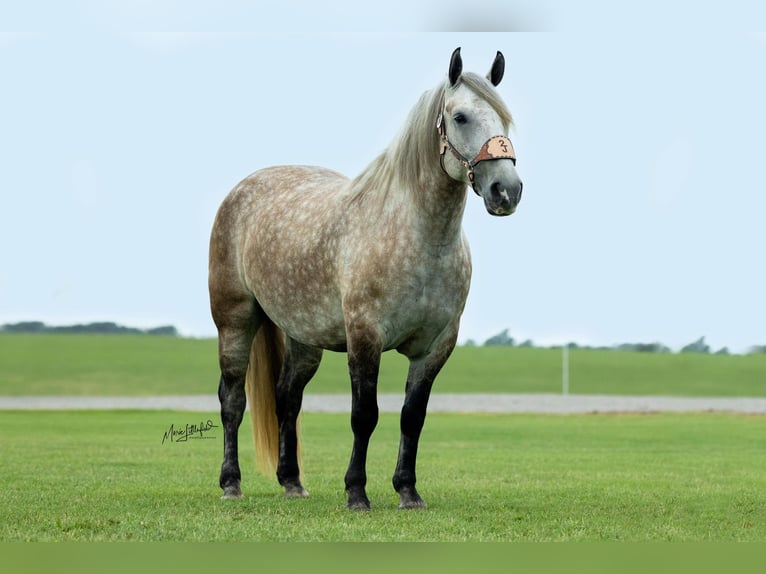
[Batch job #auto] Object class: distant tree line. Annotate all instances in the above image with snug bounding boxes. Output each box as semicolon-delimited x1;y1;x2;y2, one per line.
0;321;178;336
465;330;766;355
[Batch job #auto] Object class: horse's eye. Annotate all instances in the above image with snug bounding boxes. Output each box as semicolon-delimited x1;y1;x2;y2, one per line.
453;113;467;125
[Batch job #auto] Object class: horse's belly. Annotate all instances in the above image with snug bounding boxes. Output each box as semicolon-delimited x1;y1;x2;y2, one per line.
260;289;348;349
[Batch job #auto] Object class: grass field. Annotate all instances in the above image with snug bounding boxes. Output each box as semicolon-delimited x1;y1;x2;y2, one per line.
2;334;766;544
1;409;765;541
1;333;765;397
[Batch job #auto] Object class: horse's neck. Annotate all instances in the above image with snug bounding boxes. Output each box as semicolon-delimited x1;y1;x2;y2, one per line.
408;173;467;247
349;150;467;248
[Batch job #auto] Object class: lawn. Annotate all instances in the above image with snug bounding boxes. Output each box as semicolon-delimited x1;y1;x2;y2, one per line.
1;333;765;397
3;334;765;544
1;409;765;541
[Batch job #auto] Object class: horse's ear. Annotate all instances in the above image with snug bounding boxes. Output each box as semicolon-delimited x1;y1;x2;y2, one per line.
449;47;462;86
487;51;505;86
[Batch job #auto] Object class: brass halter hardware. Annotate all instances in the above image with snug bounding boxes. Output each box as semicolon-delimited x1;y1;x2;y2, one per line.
436;95;516;194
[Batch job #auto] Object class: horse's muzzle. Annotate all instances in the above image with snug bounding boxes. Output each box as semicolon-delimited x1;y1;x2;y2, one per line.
484;179;523;216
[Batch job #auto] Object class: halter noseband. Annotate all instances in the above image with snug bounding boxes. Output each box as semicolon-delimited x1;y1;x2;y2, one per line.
436;95;516;194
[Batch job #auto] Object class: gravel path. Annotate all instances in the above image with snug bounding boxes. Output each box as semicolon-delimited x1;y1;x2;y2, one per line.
2;393;766;414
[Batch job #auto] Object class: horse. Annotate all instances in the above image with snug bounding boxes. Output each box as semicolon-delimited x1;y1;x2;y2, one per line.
208;47;523;511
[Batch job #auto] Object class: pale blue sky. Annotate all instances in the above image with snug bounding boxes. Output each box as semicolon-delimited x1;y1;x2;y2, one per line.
1;3;765;352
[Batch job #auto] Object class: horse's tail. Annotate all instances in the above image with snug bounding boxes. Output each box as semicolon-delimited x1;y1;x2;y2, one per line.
245;317;284;476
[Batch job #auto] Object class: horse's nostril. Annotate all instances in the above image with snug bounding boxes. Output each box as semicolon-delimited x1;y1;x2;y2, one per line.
490;181;516;203
490;181;506;199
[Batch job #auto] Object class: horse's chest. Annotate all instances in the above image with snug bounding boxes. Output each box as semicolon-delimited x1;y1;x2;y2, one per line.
396;263;468;321
347;248;471;349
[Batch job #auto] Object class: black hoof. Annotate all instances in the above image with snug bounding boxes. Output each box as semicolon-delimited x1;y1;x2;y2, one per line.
284;483;309;498
346;487;371;511
221;484;243;499
398;498;427;509
347;499;372;511
397;485;427;509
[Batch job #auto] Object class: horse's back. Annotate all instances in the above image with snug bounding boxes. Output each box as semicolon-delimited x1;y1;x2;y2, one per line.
225;165;349;216
211;164;349;257
232;164;351;249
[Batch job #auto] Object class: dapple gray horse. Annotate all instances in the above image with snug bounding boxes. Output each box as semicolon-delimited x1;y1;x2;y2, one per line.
209;48;522;510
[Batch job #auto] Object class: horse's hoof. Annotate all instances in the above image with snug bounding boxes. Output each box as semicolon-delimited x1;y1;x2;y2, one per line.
346;486;371;511
397;486;427;509
284;484;309;498
221;486;243;500
398;498;427;510
347;499;372;512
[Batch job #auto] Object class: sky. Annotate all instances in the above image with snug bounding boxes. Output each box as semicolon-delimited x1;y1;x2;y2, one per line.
1;2;765;353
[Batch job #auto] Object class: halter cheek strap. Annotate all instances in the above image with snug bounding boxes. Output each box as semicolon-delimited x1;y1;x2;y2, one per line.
436;101;516;193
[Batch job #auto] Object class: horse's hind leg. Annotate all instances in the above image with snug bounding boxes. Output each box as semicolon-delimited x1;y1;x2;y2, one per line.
275;337;323;498
214;297;259;499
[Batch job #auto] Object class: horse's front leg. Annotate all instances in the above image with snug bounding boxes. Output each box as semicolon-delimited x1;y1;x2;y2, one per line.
393;329;458;509
344;326;382;511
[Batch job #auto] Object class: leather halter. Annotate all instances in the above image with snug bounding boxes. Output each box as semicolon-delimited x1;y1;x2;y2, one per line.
436;95;516;194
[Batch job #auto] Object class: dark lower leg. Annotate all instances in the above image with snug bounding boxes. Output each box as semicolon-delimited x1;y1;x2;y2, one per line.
393;336;456;509
219;371;247;498
344;333;381;510
392;374;433;508
215;316;256;499
276;340;322;497
344;381;379;510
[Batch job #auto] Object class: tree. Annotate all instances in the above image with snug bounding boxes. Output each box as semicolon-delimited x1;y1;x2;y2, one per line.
680;336;711;354
145;326;179;336
1;321;46;333
0;321;179;336
483;329;515;346
615;342;671;353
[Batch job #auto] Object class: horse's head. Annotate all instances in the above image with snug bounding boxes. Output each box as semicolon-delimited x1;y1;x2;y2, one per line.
437;48;523;216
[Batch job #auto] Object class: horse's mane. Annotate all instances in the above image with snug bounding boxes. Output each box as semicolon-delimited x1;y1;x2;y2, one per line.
349;72;513;201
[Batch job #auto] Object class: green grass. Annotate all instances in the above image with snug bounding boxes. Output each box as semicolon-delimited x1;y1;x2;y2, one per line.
1;410;765;541
1;333;765;397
